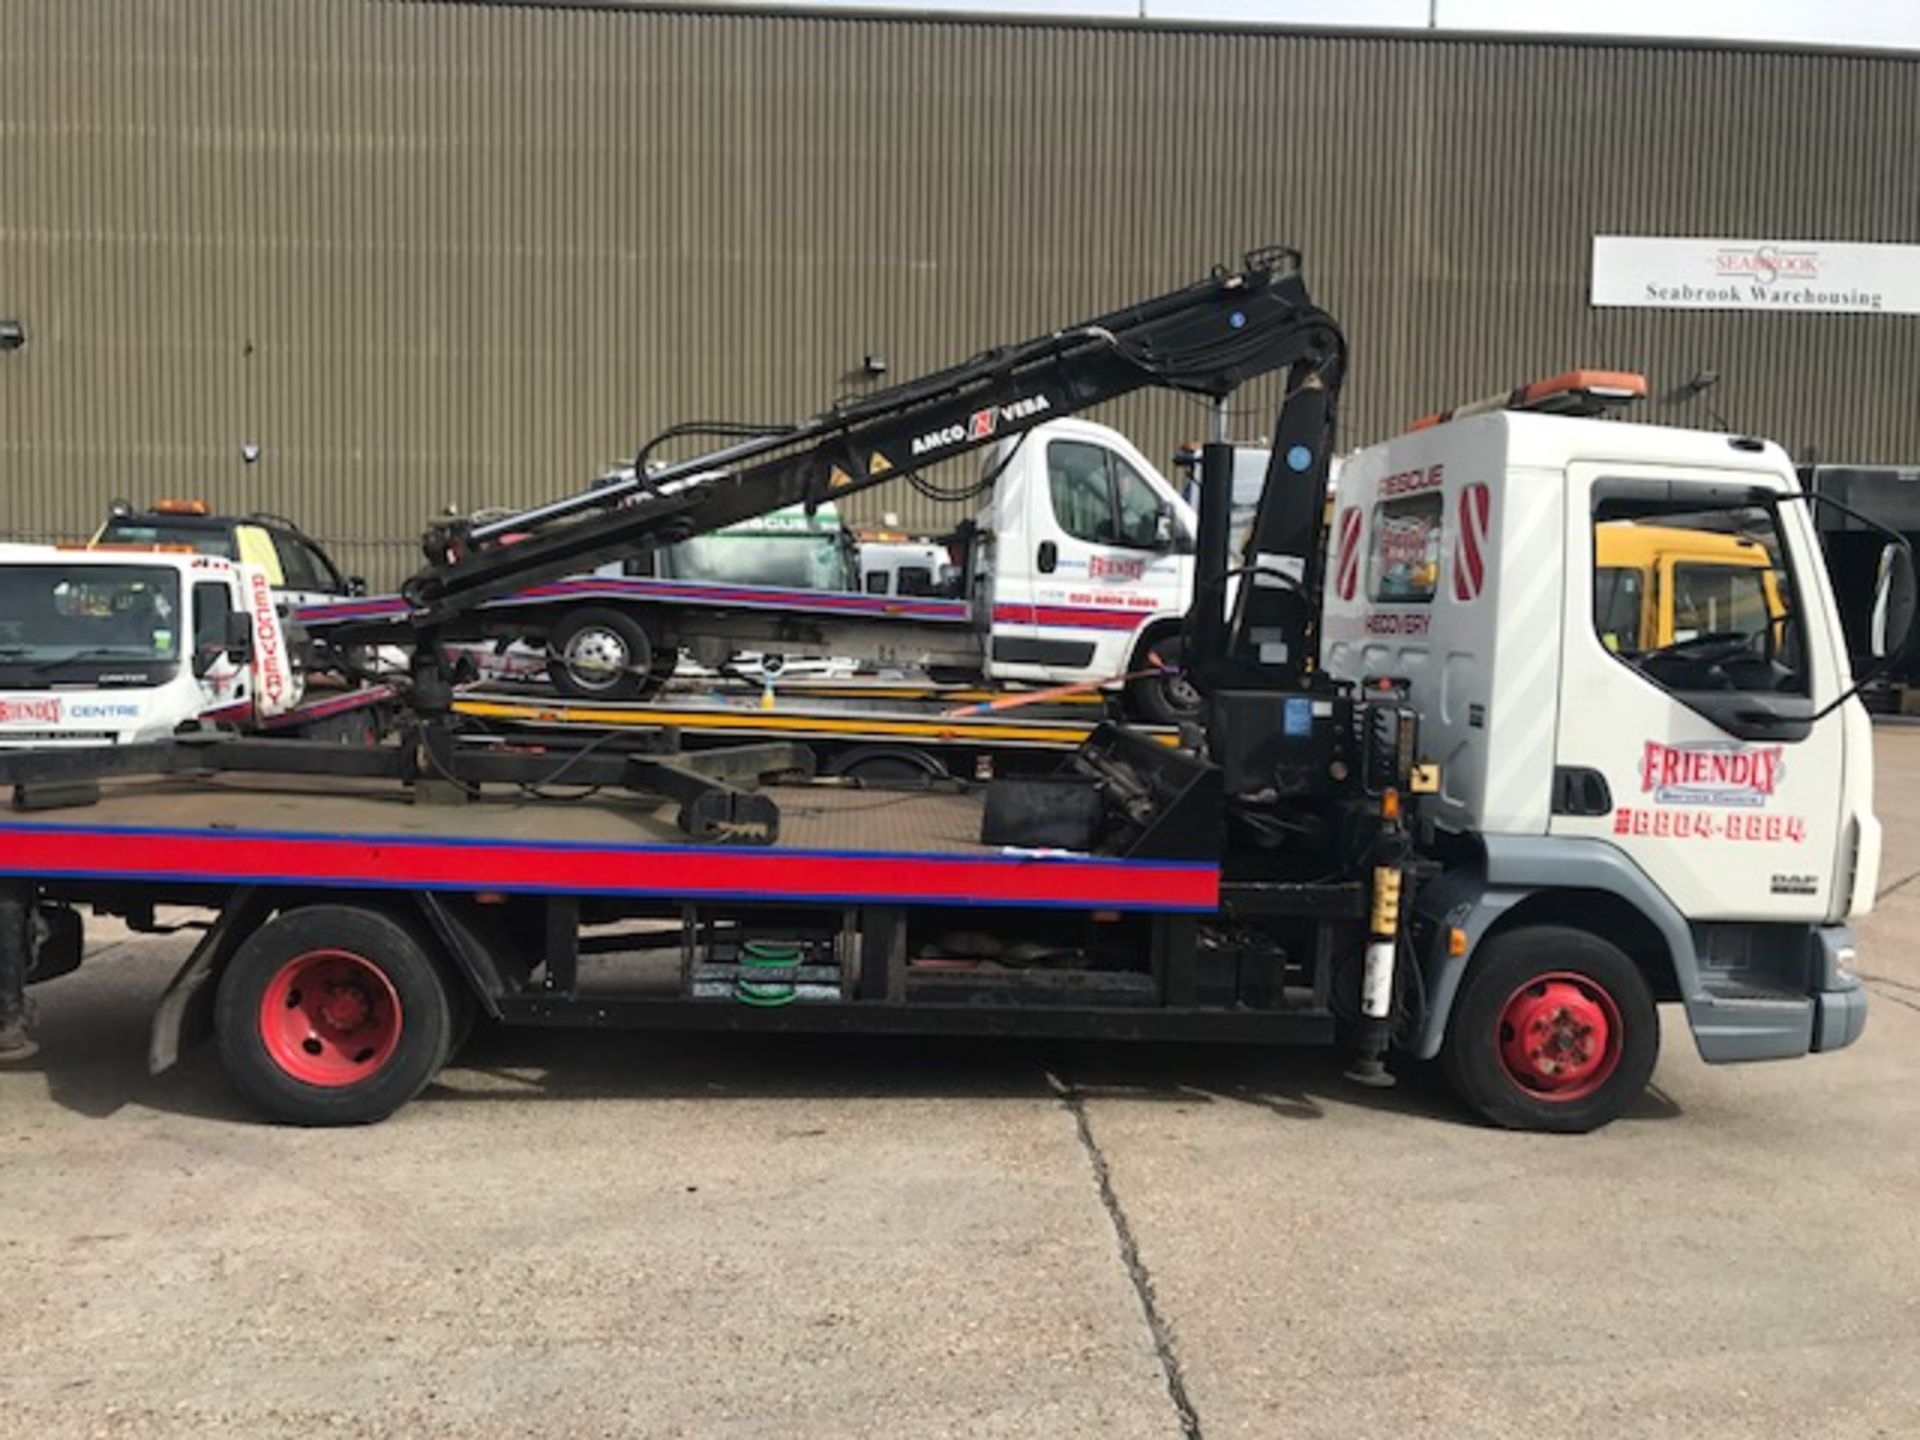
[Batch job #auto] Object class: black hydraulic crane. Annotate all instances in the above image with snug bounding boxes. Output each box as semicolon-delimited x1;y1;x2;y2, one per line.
395;245;1347;700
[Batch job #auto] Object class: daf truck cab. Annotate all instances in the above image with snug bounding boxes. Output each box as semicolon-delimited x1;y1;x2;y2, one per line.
1323;373;1877;1129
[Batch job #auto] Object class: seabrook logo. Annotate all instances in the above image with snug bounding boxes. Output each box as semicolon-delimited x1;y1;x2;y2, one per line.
1713;245;1820;286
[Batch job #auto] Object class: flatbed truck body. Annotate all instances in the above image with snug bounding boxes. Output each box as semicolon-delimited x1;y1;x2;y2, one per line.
0;773;1350;1058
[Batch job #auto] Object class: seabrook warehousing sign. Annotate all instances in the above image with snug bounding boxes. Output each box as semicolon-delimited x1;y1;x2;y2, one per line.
1591;236;1920;316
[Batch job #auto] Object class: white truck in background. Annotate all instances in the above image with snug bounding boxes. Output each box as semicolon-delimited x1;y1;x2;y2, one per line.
0;546;387;749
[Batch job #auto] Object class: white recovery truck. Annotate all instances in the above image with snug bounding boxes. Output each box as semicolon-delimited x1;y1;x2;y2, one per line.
1321;372;1884;1118
301;417;1215;721
0;545;388;749
0;248;1896;1134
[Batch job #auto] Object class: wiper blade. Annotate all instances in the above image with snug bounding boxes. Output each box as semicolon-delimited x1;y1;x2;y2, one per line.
28;647;159;674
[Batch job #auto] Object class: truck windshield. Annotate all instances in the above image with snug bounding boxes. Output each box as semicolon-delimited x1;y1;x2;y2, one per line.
97;519;233;557
0;565;182;676
1671;563;1771;642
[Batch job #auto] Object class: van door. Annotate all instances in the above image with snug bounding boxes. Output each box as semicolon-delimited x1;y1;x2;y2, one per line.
1001;429;1186;682
1551;467;1847;921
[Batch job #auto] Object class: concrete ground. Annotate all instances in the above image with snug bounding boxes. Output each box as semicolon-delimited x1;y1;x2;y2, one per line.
5;738;1920;1438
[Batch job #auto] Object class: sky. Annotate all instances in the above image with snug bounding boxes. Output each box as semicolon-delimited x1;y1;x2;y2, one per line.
786;0;1920;52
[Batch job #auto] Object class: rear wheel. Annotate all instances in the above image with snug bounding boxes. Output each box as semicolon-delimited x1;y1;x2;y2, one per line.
547;607;655;701
215;905;457;1126
1440;924;1658;1133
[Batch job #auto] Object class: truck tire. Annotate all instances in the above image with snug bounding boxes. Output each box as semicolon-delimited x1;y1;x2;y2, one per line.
214;905;458;1126
1124;630;1202;725
1440;925;1659;1134
548;607;654;700
300;706;382;746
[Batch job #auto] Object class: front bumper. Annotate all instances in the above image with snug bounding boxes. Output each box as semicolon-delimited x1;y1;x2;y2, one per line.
1813;983;1868;1052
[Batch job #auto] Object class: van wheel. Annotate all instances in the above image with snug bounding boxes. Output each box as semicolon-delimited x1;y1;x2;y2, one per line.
548;607;654;700
1124;631;1201;725
215;905;457;1126
1440;925;1659;1134
827;745;947;789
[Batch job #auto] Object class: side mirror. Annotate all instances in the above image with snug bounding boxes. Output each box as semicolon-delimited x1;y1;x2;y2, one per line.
1871;543;1917;661
1153;507;1178;550
345;575;369;598
223;609;256;664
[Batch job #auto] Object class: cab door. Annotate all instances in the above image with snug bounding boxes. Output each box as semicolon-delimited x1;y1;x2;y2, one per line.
1011;429;1184;682
263;528;349;609
189;574;252;719
1550;466;1848;921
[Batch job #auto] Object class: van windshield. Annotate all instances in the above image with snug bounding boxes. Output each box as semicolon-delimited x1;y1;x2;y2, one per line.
0;565;183;678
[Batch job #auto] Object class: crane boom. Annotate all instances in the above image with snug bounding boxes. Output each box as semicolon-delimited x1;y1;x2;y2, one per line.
400;246;1346;673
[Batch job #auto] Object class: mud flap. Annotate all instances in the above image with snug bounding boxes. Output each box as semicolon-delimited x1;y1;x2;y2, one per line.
0;882;30;1051
148;888;270;1075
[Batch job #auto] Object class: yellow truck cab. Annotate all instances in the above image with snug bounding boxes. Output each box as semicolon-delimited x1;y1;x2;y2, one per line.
1594;522;1783;657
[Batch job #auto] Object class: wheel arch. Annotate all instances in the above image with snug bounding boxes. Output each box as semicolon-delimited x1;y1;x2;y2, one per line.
1127;613;1187;671
1409;835;1702;1061
150;887;500;1075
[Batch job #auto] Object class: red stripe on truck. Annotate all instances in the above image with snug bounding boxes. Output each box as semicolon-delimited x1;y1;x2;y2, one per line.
0;825;1220;913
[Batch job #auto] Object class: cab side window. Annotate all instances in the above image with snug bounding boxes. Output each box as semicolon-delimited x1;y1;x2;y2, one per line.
1591;500;1807;700
1047;441;1166;552
1111;456;1163;550
276;535;338;594
1367;492;1443;604
1048;441;1116;545
193;581;234;655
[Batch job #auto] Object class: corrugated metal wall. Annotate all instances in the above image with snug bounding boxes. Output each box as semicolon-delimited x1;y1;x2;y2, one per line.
2;0;1916;583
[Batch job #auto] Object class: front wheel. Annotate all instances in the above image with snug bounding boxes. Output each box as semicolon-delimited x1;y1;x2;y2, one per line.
1123;631;1201;725
1440;925;1659;1133
547;607;656;701
215;905;458;1126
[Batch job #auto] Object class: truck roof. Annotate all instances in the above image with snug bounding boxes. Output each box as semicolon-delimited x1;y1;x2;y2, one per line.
1355;410;1796;477
1595;523;1773;568
0;541;234;572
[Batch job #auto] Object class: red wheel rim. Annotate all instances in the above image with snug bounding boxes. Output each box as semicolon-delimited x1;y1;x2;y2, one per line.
258;949;403;1087
1495;971;1624;1103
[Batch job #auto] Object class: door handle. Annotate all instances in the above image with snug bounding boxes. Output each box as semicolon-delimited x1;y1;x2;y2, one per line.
1551;766;1613;817
1037;541;1058;574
